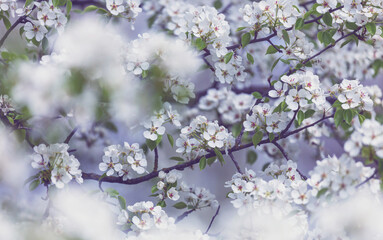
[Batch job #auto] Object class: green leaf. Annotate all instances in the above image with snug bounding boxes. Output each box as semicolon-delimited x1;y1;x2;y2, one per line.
167;134;174;148
246;150;257;165
295;18;304;30
241;32;251;47
42;37;49;51
25;0;34;6
146;139;157;151
317;31;323;43
271;57;281;72
262;162;271;171
346;21;358;30
266;45;279;55
340;38;353;48
303;10;314;19
157;201;166;207
247;52;254;64
148;14;157;28
199;157;207;170
194;38;206;51
252;131;263;148
52;0;59;7
297;110;305;126
322;31;333;46
282;30;290;45
236;27;247;32
105;188;119;197
169;156;184;162
29;179;40;191
366;22;376;35
252;91;262;99
268;133;275;142
304;109;316;119
173;202;187;209
231;123;242;138
207;156;216;166
118;196;126;209
14;129;26;142
83;5;99;13
214;148;225;166
66;0;72;15
322;12;333;26
316;188;328;198
2;16;11;30
224;51;233;64
358;113;366;124
24;173;40;185
343;109;353;124
151;185;158;193
334;108;344;127
7;116;14;125
213;0;222;9
332;100;342;108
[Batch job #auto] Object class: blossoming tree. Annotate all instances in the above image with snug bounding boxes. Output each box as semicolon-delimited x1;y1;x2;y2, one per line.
0;0;383;239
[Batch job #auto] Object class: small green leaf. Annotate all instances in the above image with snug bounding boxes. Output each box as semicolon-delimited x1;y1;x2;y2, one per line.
317;31;323;43
2;17;11;30
282;30;290;45
29;179;40;191
247;52;254;64
167;134;174;148
268;133;275;142
66;0;72;15
151;185;158;193
157;201;166;207
316;188;328;198
25;0;34;6
194;38;206;51
173;202;187;209
262;162;271;171
295;18;304;30
224;51;233;64
252;131;263;148
199;157;207;170
213;0;222;9
343;109;353;124
271;57;281;72
304;109;316;119
340;38;353;48
266;45;279;55
322;12;333;26
346;21;358;30
322;31;333;46
252;91;262;99
358;113;366;124
334;108;344;127
366;22;376;35
207;156;216;166
83;5;99;12
297;110;305;126
169;156;184;162
246;150;257;165
118;196;126;209
214;148;225;166
231;123;242;138
105;188;119;197
241;32;251;47
7;116;14;125
236;27;247;32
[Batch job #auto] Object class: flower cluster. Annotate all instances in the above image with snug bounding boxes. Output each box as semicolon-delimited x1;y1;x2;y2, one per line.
179;182;219;210
279;29;314;60
211;52;247;84
317;0;383;25
125;33;200;104
239;0;303;32
344;119;383;158
175;115;235;160
0;0;17;17
31;143;83;188
106;0;142;28
154;170;183;202
116;201;175;234
99;142;147;180
198;88;254;124
0;95;14;115
225;162;308;215
143;102;181;141
307;154;376;201
331;79;374;111
23;0;68;42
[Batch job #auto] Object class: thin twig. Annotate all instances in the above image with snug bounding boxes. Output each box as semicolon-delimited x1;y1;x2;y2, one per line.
229;152;242;173
356;169;377;188
175;209;196;223
205;205;220;234
154;147;159;172
64;126;79;144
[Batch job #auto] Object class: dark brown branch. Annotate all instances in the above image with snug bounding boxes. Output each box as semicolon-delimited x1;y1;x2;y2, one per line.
154;147;159;172
205;205;220;234
175;209;196;223
229;152;242;173
64;126;79;144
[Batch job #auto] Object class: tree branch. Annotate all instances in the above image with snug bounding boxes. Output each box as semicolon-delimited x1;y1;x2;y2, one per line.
205;205;220;234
